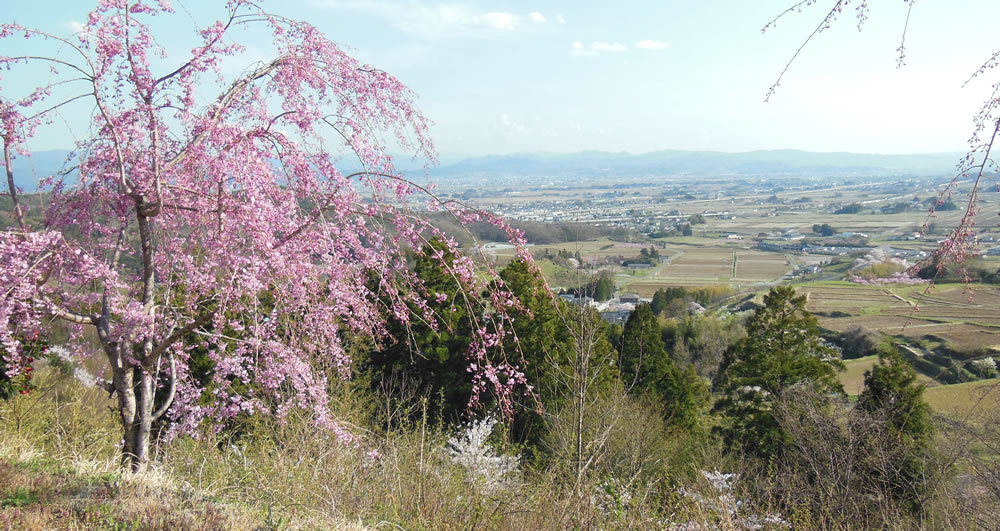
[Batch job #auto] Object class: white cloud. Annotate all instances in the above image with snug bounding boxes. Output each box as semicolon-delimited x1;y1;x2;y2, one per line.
592;42;627;53
64;20;85;33
556;15;566;24
635;39;670;50
481;12;517;30
571;41;598;57
63;20;91;41
573;41;627;56
314;1;546;39
500;113;530;135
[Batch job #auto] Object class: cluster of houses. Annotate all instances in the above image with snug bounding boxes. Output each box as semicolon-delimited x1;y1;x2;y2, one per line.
557;292;646;325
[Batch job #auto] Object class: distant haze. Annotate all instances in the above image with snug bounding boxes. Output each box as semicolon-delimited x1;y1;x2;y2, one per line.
8;149;965;192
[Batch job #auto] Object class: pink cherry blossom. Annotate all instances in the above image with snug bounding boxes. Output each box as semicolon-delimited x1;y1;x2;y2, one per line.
0;0;531;471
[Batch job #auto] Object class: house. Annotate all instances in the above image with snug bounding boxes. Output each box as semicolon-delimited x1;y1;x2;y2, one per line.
598;301;636;325
618;293;640;304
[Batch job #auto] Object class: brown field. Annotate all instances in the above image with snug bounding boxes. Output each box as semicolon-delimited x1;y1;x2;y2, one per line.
798;285;910;314
882;307;1000;326
818;315;936;333
841;356;879;396
733;251;791;280
891;323;1000;352
913;285;1000;307
808;282;1000;352
657;248;734;280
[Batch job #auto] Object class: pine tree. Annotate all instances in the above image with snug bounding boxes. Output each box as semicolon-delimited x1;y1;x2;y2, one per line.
592;272;615;302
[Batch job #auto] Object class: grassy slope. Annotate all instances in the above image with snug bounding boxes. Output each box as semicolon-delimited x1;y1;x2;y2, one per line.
923;378;1000;419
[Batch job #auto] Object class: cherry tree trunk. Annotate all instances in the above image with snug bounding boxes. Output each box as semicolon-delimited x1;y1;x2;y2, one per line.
108;345;157;472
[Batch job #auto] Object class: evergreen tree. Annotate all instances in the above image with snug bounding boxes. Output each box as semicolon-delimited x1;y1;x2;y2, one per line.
650;290;669;316
855;344;935;511
712;286;843;458
592;272;615;302
366;238;474;424
620;304;708;429
497;259;578;445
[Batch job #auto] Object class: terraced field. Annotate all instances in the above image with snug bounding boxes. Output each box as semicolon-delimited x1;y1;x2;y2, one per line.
799;284;911;315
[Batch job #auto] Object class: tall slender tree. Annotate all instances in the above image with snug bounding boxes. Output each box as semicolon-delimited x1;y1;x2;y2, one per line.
712;286;843;457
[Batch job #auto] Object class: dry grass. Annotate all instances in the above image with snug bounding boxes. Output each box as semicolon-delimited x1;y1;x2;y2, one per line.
2;362;996;529
840;356;880;396
733;251;790;281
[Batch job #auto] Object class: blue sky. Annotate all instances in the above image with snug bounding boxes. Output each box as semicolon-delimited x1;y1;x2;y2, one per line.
5;1;1000;157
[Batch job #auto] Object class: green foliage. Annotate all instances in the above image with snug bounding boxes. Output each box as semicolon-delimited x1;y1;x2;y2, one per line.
922;197;960;211
712;286;844;458
497;259;580;445
592;271;615;302
834;204;863;215
365;238;475;424
811;223;836;237
855;344;935;511
0;331;44;400
650;287;687;316
620;304;709;430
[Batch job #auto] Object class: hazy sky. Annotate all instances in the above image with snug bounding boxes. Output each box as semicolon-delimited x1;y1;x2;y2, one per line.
5;1;1000;157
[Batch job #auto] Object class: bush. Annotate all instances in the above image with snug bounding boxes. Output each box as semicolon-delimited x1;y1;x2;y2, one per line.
838;325;881;359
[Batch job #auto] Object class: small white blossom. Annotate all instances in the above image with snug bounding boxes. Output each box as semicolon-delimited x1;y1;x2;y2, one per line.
446;416;519;495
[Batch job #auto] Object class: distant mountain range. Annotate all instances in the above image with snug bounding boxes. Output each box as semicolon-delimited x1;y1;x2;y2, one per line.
425;149;964;180
6;149;964;191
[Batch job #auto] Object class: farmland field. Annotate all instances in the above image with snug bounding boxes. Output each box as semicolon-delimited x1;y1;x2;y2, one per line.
659;248;735;280
805;283;1000;350
733;251;791;281
799;284;911;315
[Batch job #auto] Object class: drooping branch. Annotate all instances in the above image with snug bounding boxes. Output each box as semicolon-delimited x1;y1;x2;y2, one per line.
153;6;240;88
39;295;97;325
764;0;847;102
163;59;282;171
